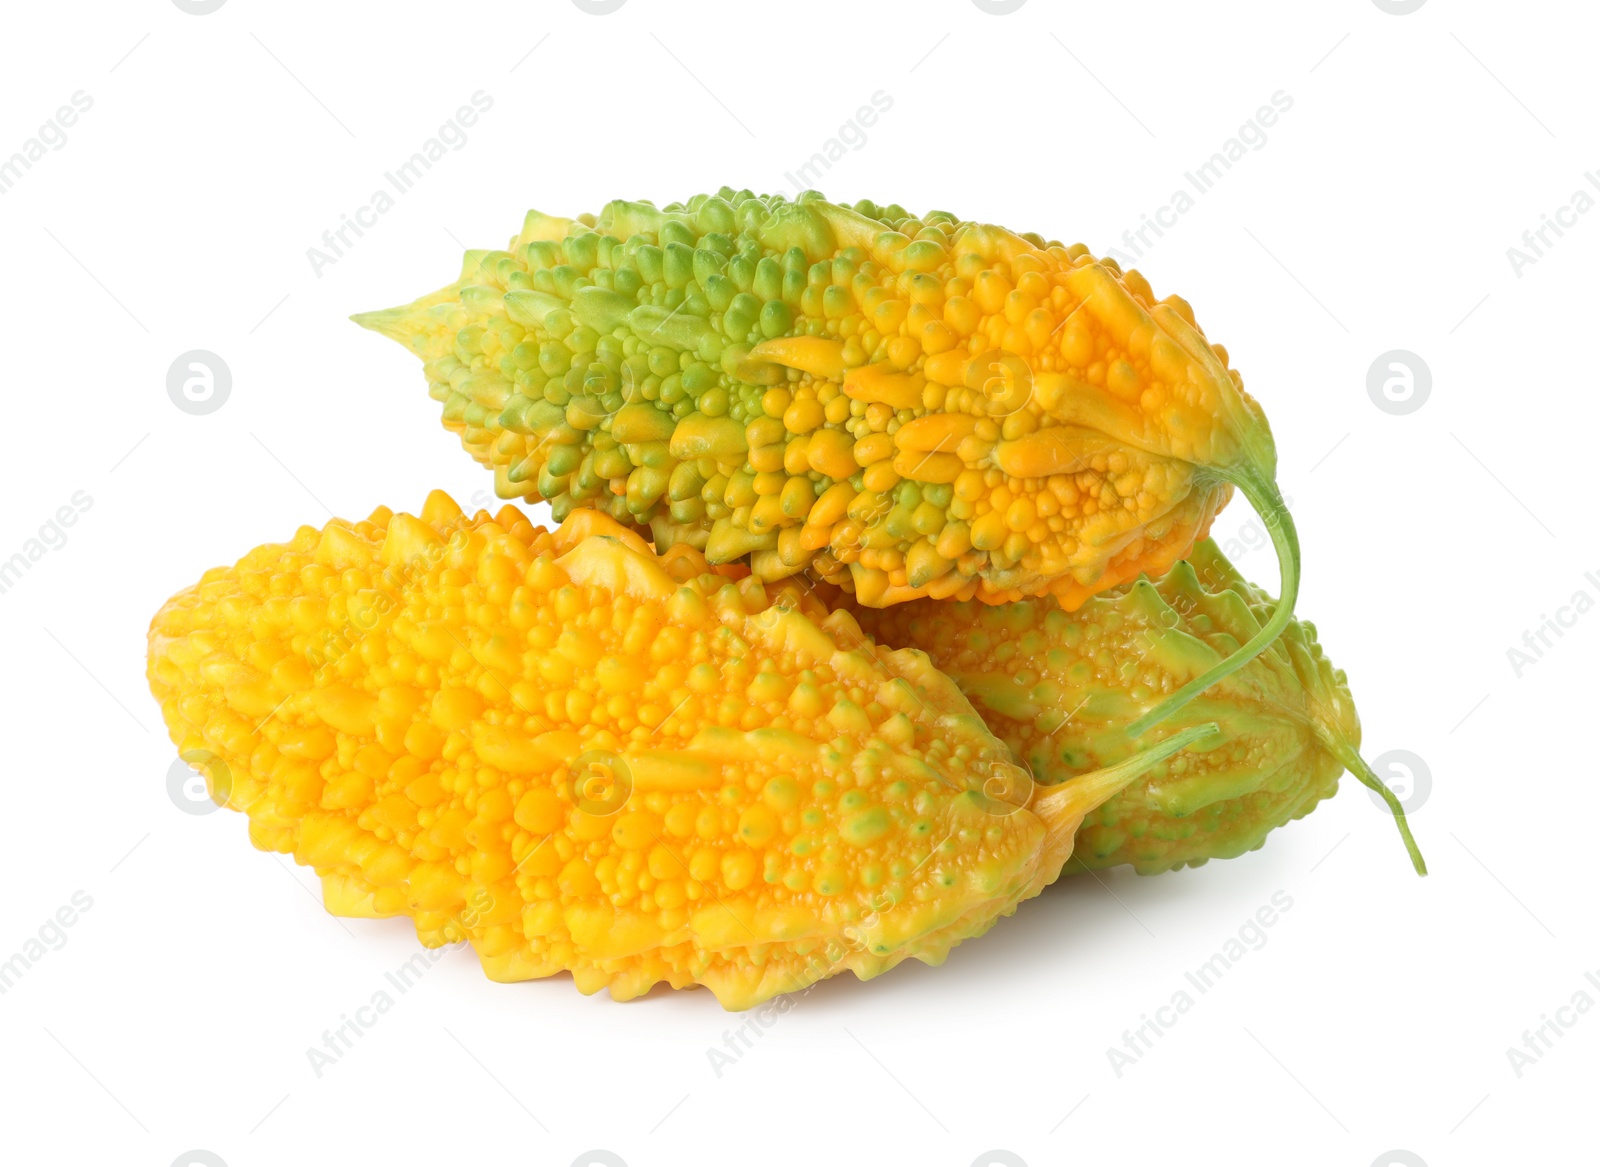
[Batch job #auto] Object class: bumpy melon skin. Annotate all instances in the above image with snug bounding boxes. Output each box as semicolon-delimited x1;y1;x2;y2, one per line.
145;493;1097;1010
848;539;1360;875
353;189;1277;614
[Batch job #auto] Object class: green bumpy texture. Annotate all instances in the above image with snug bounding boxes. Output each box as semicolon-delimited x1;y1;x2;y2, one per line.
848;539;1378;875
352;189;932;541
349;187;1264;617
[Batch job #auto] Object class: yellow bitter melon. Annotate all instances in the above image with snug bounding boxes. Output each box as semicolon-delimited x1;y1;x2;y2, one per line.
146;493;1215;1008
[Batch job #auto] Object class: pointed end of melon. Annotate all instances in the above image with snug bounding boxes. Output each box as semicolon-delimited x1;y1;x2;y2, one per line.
350;305;411;342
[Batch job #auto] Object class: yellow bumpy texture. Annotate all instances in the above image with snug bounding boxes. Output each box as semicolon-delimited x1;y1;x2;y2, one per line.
355;190;1281;611
146;493;1082;1009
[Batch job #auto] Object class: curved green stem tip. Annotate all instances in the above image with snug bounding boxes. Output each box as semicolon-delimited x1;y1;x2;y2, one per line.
1327;738;1429;876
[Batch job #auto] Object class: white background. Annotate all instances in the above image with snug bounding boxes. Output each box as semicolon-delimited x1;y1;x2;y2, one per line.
0;2;1592;1165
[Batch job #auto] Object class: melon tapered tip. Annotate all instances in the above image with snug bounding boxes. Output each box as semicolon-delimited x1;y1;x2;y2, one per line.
350;306;410;341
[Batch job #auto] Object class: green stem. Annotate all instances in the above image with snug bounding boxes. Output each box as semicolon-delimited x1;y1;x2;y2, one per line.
1322;734;1428;876
1033;722;1219;872
1125;470;1300;738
